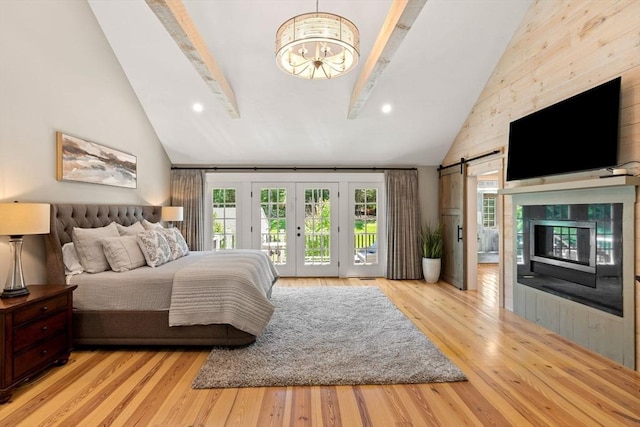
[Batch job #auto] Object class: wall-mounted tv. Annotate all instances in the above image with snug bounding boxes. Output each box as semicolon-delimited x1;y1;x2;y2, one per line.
506;77;621;181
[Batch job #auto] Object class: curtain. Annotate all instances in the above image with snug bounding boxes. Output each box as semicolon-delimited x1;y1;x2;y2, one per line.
385;169;422;280
170;169;206;251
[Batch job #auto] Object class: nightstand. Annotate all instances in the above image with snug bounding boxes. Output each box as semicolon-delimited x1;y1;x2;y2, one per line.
0;284;76;403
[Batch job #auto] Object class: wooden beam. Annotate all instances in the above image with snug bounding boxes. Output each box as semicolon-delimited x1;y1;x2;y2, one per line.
145;0;240;118
348;0;428;119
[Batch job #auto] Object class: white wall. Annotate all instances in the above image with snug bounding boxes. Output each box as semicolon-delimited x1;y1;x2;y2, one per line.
0;0;171;285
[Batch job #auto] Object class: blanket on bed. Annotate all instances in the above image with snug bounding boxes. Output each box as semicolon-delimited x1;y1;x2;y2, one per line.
169;250;278;336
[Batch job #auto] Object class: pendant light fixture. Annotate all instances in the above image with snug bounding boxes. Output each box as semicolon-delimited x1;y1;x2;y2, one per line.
275;0;360;80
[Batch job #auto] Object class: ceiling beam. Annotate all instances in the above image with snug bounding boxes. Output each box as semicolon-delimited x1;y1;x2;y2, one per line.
145;0;240;118
348;0;428;119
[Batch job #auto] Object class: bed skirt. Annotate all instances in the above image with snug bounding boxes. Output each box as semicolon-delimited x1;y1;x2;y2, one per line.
72;310;256;346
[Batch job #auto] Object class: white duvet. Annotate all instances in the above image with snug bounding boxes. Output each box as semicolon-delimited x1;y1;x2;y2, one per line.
68;250;279;336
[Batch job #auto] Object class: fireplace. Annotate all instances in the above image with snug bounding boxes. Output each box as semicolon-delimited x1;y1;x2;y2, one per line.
530;219;597;287
517;203;622;316
505;178;637;368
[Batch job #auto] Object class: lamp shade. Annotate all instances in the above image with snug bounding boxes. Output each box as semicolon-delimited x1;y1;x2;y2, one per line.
276;12;359;80
0;203;50;236
161;206;184;222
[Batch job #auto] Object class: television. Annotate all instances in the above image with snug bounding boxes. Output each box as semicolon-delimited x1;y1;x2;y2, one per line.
506;77;621;181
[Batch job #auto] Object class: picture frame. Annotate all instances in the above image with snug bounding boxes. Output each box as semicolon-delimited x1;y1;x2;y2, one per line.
56;132;137;189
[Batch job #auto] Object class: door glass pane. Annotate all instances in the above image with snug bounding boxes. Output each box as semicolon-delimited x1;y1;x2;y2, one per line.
354;188;378;265
212;188;236;249
304;188;331;265
261;188;287;265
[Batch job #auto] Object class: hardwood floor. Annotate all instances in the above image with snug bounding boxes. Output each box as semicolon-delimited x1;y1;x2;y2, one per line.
1;267;638;426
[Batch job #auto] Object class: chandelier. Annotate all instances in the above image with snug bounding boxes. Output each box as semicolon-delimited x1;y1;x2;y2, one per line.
275;1;360;80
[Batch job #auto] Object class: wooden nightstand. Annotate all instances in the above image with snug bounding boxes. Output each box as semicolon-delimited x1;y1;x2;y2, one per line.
0;284;76;403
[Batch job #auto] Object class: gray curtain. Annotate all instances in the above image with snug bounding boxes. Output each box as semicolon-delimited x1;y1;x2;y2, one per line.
170;169;206;251
385;169;422;280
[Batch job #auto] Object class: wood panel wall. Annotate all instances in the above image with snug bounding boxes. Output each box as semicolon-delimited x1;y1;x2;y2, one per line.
440;1;640;369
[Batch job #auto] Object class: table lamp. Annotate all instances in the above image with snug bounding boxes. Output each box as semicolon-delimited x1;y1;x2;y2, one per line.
0;202;50;298
161;206;183;228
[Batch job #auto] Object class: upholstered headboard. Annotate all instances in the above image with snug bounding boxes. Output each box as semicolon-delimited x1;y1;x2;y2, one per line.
45;204;162;285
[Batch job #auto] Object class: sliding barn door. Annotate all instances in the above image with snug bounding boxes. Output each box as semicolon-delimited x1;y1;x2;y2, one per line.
439;164;467;289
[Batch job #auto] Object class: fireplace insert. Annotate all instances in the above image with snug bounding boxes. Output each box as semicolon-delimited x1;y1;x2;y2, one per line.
517;203;622;316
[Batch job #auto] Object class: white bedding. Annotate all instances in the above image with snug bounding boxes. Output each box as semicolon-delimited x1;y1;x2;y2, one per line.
68;251;209;311
168;250;277;335
68;249;279;336
68;250;279;314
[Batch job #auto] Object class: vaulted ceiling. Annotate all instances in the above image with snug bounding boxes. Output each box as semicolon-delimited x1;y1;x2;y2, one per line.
88;0;531;167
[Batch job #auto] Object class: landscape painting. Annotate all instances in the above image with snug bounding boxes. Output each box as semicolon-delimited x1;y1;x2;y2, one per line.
56;132;137;188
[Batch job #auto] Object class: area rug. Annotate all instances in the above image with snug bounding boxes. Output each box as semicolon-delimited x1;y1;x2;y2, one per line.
192;286;467;388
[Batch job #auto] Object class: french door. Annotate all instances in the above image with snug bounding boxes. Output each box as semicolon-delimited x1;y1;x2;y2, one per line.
207;172;385;278
251;182;339;276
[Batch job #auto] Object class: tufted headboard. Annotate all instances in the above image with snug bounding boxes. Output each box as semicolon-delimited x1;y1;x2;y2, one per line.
45;203;162;285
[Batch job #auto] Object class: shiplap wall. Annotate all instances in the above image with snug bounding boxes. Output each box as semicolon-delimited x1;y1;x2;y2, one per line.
440;1;640;369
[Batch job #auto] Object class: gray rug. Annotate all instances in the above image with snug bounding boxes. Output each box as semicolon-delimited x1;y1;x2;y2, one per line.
192;286;467;388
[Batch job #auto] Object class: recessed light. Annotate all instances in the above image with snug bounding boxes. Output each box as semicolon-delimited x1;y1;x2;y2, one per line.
192;103;204;113
382;104;392;114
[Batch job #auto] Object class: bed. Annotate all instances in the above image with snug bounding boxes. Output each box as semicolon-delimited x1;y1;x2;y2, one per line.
45;203;278;346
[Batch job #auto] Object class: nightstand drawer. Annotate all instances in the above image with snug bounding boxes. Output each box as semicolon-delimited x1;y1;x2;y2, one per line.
0;285;76;404
13;333;67;380
13;294;68;325
13;311;68;352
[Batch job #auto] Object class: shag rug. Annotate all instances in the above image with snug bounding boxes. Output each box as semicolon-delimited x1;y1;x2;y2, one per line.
192;286;467;388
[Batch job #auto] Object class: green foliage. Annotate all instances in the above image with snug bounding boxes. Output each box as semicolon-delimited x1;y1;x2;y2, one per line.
420;223;443;259
212;188;236;205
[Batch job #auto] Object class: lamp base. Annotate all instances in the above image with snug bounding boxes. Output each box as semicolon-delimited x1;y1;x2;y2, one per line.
1;286;30;298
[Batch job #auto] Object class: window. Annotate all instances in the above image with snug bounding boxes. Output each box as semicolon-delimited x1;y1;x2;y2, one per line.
303;188;331;265
354;188;378;265
260;188;288;264
212;188;237;249
482;194;497;228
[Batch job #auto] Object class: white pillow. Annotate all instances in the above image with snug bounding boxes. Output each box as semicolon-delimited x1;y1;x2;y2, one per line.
116;221;145;236
62;242;84;275
101;236;146;272
72;222;120;273
161;228;190;260
137;230;172;267
141;219;164;230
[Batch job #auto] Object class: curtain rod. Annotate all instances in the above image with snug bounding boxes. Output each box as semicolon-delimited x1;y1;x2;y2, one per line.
437;150;501;172
171;166;417;171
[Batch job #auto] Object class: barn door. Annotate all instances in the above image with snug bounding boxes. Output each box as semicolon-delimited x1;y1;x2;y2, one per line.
439;163;467;289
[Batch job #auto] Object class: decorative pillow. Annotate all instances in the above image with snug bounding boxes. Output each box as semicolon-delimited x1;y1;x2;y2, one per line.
161;228;190;260
116;221;145;236
72;222;120;273
142;219;164;230
101;236;146;272
62;242;84;275
137;230;172;267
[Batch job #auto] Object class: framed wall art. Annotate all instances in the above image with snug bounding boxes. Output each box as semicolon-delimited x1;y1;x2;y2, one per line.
56;132;137;189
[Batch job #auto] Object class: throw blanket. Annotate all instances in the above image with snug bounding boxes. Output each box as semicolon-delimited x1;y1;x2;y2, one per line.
169;250;278;336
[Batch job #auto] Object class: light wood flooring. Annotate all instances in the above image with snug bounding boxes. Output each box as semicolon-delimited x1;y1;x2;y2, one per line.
1;264;638;426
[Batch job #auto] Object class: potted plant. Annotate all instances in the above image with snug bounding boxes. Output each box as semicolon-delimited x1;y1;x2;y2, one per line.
420;223;443;283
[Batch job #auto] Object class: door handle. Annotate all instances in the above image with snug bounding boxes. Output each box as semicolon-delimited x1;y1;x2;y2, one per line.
457;225;463;242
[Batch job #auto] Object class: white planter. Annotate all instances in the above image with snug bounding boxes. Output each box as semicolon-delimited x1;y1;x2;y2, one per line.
422;258;441;283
